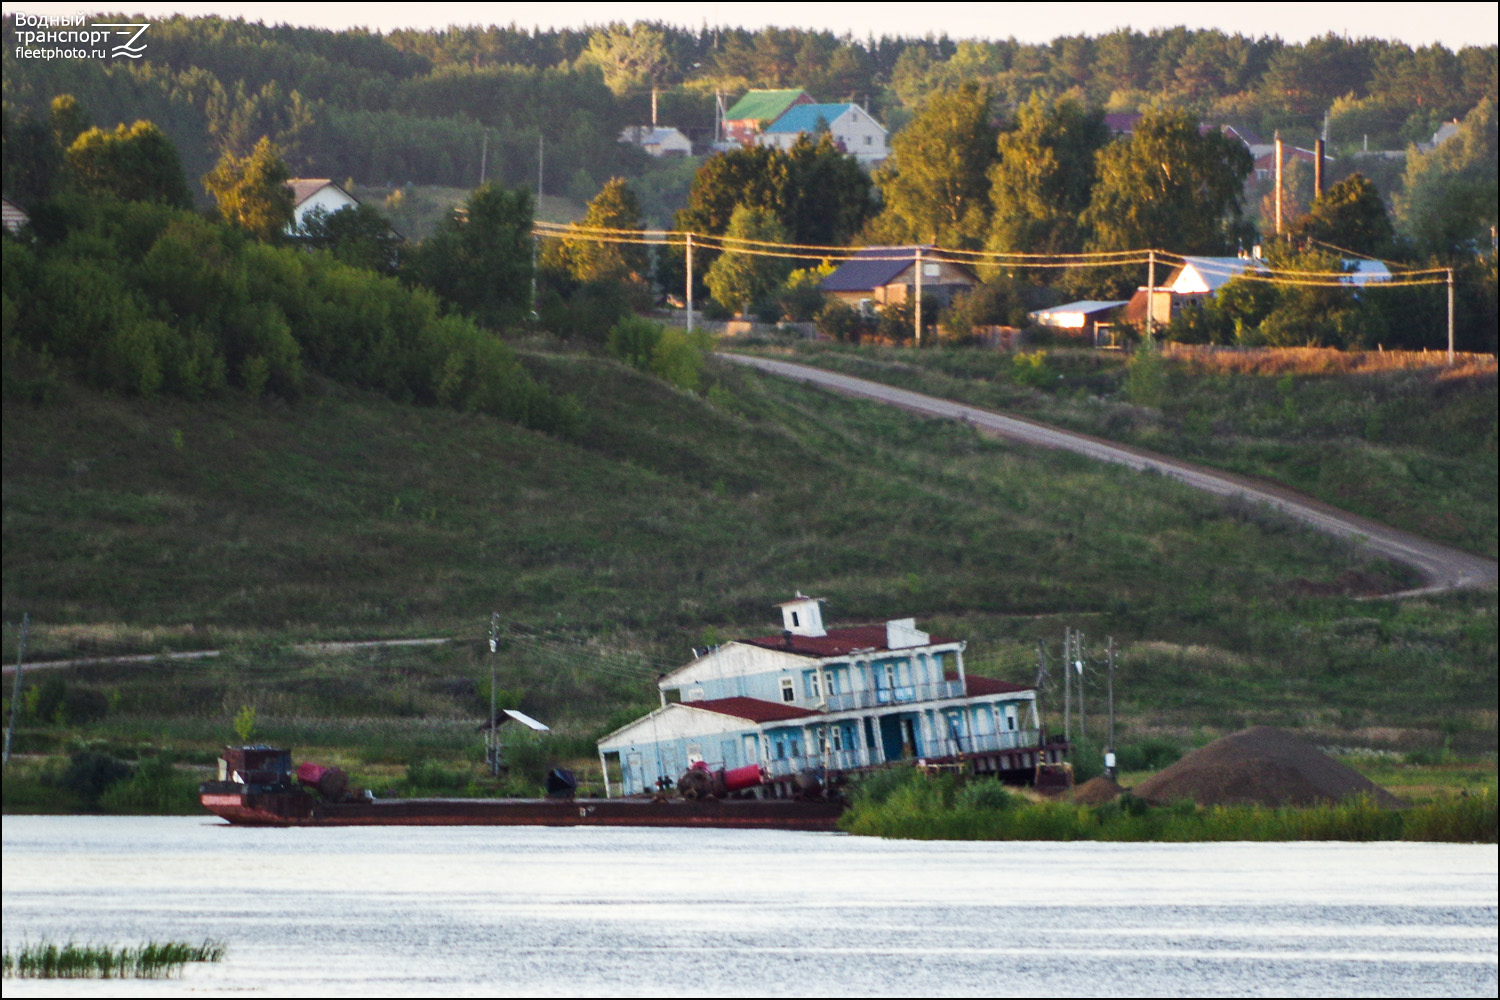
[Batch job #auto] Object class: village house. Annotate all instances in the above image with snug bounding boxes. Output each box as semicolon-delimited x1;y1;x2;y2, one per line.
721;89;814;145
286;178;360;234
596;595;1047;798
755;102;888;166
618;125;693;158
1029;300;1130;346
1;196;29;235
1123;253;1391;328
819;246;979;314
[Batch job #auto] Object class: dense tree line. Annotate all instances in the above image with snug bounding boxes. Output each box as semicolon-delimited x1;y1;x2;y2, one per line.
5;15;1494;203
3;194;578;429
1;111;576;429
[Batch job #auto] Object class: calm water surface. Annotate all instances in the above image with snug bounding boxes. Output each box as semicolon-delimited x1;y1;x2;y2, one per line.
2;816;1495;997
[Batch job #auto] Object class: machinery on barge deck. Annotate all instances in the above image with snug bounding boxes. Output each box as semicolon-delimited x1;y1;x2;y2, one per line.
198;747;846;829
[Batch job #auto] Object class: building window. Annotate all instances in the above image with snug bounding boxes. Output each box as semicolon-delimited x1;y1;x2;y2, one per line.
807;671;821;699
780;678;795;703
832;727;844;752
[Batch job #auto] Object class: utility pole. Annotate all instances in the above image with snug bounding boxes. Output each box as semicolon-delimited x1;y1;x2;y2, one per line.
487;613;500;776
1034;641;1048;742
1062;628;1072;743
1314;138;1325;199
913;247;923;348
1106;636;1116;778
479;130;488;186
1447;268;1455;365
3;614;30;767
685;232;695;334
1274;131;1284;236
1145;249;1156;343
1075;630;1086;744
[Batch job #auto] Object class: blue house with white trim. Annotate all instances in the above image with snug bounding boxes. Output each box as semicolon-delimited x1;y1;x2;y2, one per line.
596;596;1046;797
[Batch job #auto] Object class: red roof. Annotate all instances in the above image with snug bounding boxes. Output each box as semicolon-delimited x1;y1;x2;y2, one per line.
962;675;1033;696
687;697;821;723
740;625;955;657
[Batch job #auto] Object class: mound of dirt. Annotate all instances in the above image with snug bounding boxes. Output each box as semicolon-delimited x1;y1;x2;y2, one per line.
1132;726;1404;808
1071;775;1124;804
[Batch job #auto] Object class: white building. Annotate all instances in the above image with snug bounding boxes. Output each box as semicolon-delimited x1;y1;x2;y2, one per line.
596;596;1047;797
619;126;693;158
757;103;888;166
286;179;360;234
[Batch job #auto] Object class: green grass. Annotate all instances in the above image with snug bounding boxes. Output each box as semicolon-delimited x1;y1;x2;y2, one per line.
3;344;1496;801
732;341;1499;558
2;938;225;978
840;770;1498;843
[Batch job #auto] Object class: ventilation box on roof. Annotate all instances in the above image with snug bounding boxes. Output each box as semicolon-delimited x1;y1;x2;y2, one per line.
885;618;928;649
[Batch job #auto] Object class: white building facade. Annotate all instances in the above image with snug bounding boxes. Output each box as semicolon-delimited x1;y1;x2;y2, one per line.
596;596;1043;797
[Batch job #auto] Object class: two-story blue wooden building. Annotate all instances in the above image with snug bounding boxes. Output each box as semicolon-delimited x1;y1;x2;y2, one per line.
596;595;1051;797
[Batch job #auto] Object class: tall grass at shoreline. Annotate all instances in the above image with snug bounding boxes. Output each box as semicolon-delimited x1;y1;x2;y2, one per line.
840;771;1498;843
2;938;226;978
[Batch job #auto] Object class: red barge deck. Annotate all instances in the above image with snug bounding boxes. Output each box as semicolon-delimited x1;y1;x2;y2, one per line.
200;787;843;829
200;747;844;830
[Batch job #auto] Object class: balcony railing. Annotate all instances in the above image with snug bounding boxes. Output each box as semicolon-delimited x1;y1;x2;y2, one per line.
822;679;965;713
757;728;1040;779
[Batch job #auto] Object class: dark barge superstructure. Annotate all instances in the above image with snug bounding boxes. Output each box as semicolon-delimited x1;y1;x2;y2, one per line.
200;746;845;830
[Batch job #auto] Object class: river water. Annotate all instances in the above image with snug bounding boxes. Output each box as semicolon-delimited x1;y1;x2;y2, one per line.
2;816;1495;997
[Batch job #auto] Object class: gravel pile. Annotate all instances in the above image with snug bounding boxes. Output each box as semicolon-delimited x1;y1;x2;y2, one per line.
1132;726;1404;808
1071;775;1125;804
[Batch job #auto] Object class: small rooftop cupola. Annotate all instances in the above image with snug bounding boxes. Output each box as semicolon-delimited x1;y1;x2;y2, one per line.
777;592;826;637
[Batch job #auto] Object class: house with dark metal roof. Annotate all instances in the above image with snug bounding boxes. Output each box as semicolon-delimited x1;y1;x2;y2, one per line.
820;246;980;312
596;595;1046;797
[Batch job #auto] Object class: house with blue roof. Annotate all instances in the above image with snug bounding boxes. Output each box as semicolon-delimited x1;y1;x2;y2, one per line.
595;595;1048;797
757;102;889;166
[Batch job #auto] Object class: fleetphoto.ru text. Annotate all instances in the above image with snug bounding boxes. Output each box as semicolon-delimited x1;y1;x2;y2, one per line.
11;11;149;60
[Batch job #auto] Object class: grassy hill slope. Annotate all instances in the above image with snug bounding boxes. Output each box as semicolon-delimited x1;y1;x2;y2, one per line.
3;347;1495;794
736;343;1499;559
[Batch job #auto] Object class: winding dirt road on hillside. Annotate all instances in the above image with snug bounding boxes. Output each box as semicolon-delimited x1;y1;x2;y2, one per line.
9;357;1492;676
720;353;1498;596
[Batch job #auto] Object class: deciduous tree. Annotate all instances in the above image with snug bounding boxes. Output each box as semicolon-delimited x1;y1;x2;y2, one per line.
704;205;792;315
987;95;1110;258
65;121;193;209
1083;108;1253;295
202;137;295;240
549;177;649;285
872;82;998;249
1289;173;1395;256
1395;98;1498;259
405;184;535;329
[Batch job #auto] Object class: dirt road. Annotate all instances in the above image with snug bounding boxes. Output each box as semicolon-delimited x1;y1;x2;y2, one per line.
721;353;1498;596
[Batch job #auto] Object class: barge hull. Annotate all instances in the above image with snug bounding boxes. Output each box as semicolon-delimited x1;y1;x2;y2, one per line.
202;793;843;830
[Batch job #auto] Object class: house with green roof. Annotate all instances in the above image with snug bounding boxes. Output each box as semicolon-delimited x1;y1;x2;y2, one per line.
723;89;813;145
